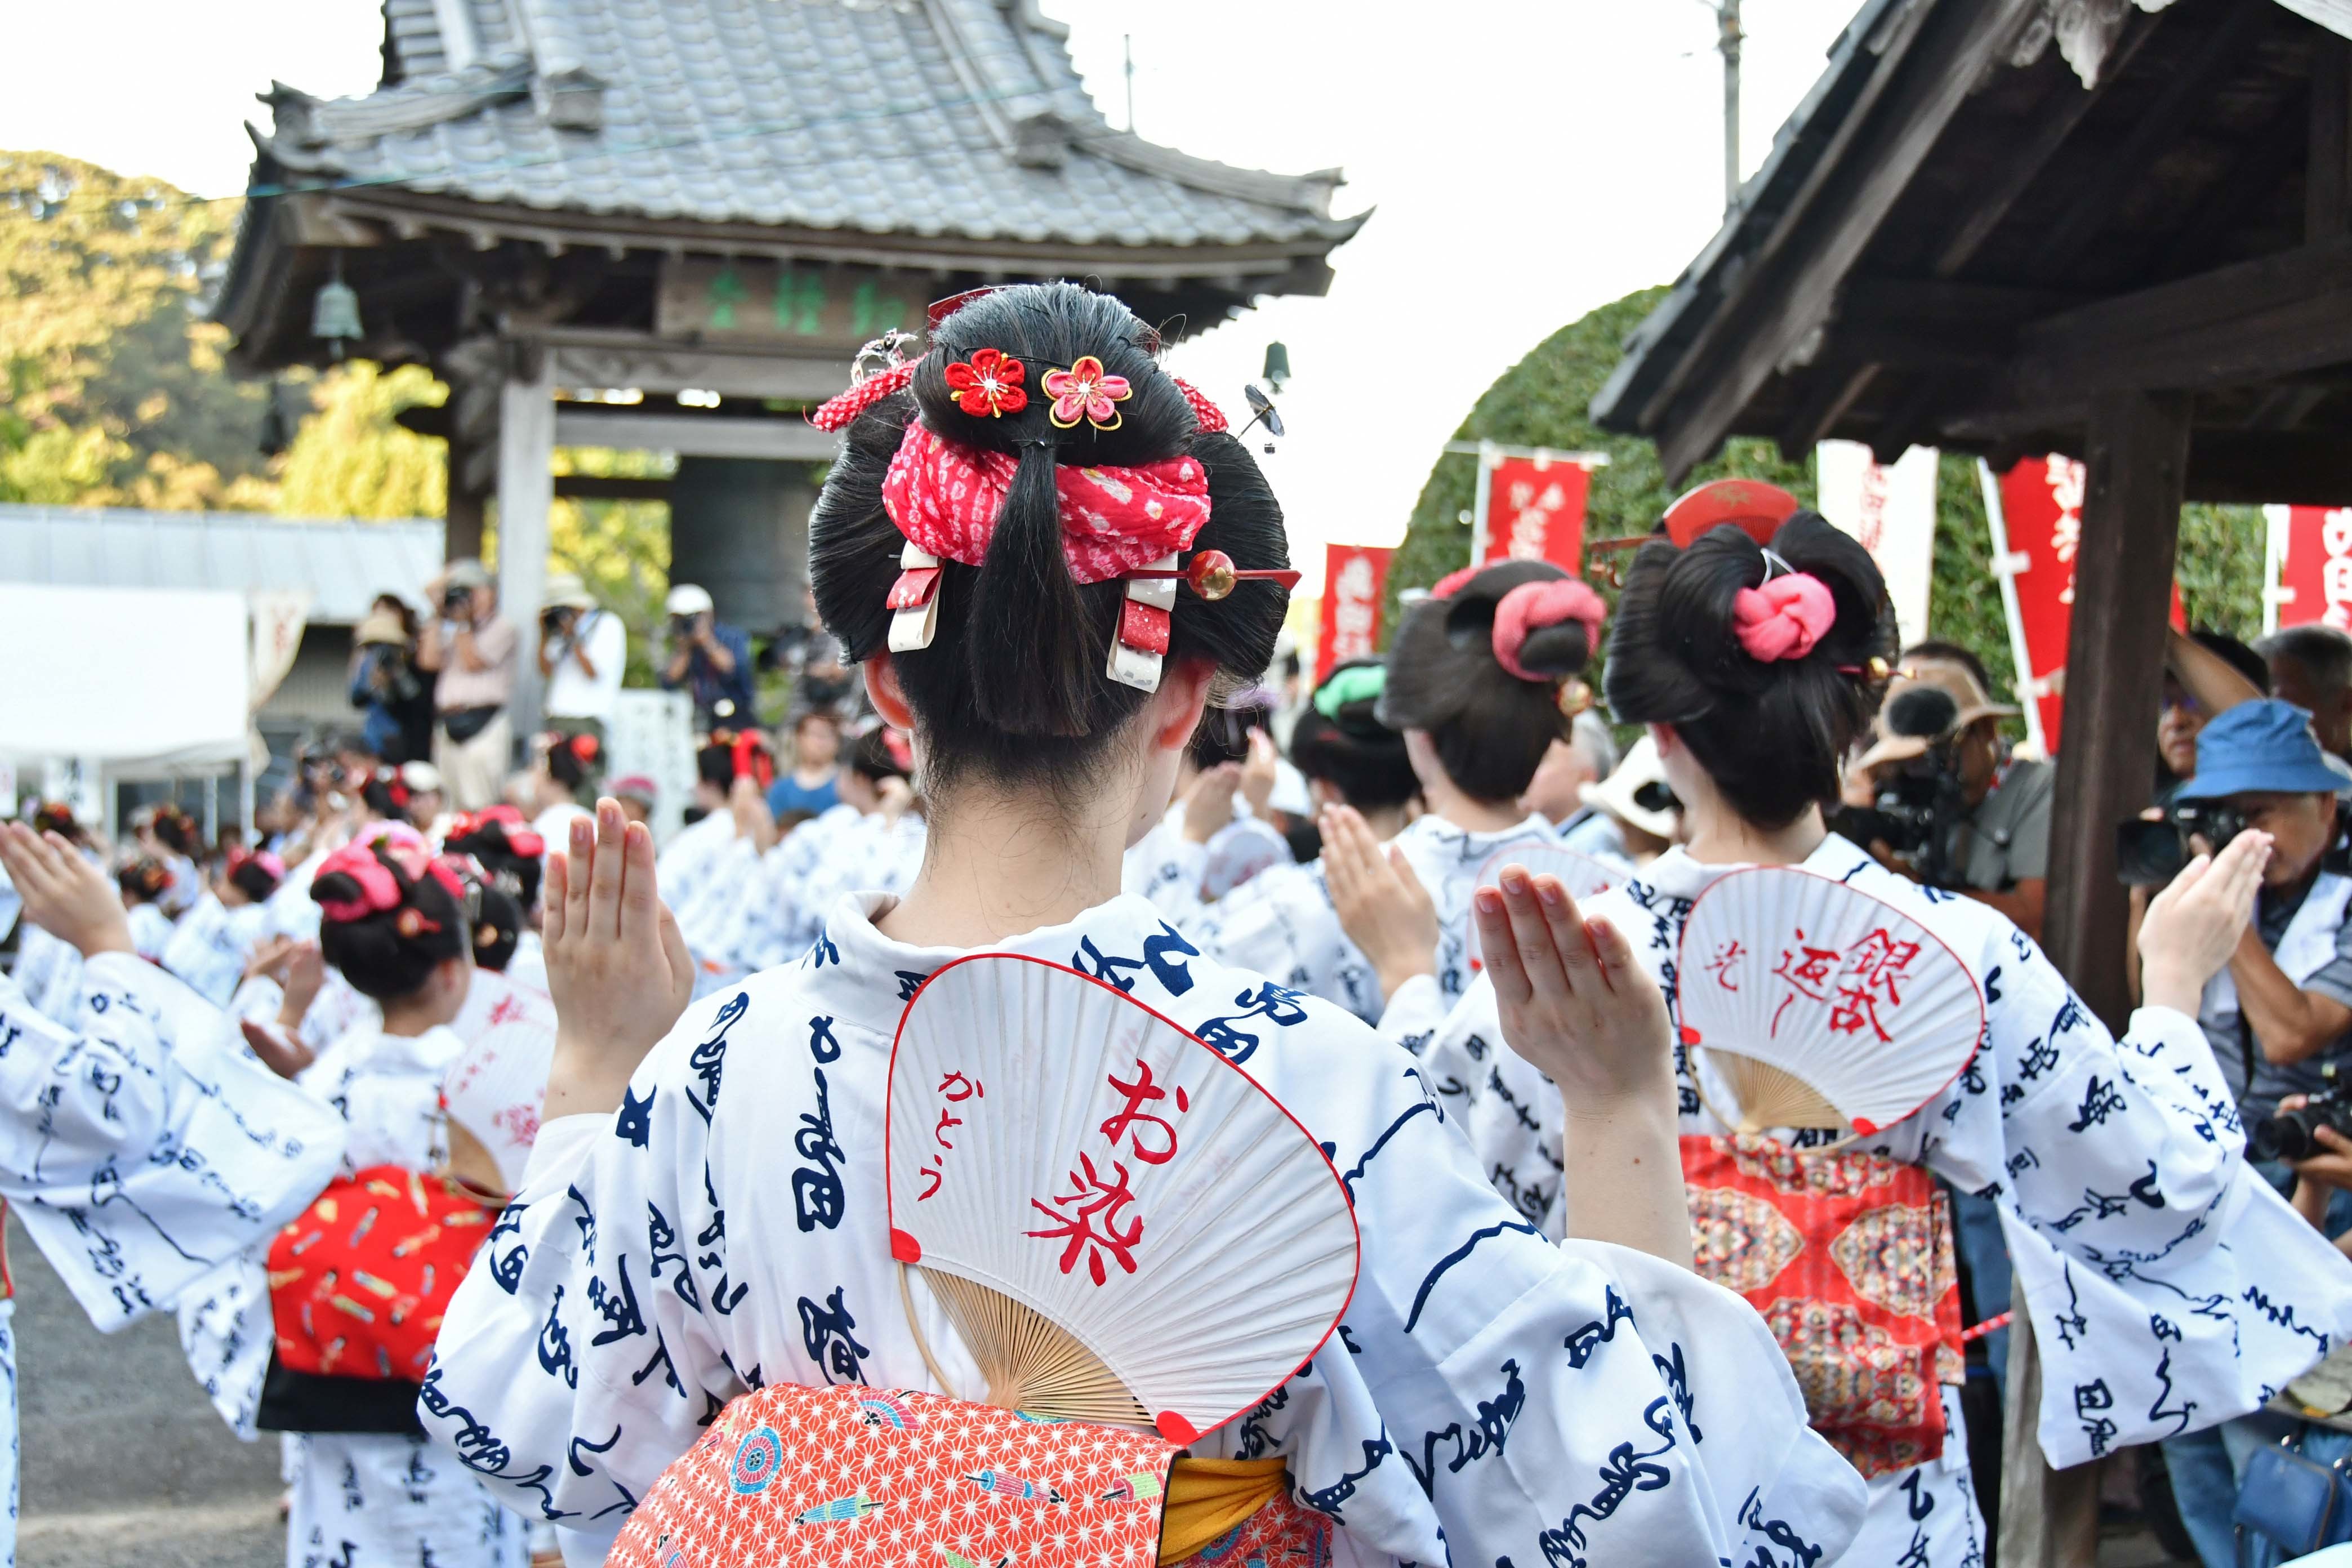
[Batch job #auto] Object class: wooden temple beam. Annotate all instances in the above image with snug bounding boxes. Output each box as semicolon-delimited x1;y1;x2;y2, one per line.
1647;0;2050;480
2312;32;2352;240
1928;13;2159;277
2024;2;2279;278
553;475;674;502
2186;429;2352;505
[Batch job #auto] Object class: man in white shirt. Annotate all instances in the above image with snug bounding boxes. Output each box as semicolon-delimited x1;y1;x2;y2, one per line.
538;573;627;740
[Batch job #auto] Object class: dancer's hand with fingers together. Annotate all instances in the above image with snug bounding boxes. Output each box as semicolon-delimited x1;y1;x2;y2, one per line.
1472;866;1689;1267
545;798;696;1118
1322;805;1437;1004
0;822;132;957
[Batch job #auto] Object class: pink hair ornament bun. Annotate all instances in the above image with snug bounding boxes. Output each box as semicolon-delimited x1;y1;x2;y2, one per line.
1732;573;1837;662
1493;578;1609;682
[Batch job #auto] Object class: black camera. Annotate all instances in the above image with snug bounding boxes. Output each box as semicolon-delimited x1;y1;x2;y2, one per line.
670;612;700;640
541;607;574;635
1827;687;1970;884
2251;1073;2352;1162
442;585;474;615
2114;802;2255;888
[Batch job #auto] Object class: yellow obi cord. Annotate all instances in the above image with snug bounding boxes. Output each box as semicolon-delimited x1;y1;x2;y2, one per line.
1159;1456;1290;1565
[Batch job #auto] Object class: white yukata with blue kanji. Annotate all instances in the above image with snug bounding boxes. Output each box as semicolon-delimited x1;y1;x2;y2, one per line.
179;1010;528;1568
422;890;1869;1567
0;954;347;1568
1143;812;1561;1026
1397;834;2352;1567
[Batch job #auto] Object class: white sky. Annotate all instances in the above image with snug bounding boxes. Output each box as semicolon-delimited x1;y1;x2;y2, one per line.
0;0;1866;592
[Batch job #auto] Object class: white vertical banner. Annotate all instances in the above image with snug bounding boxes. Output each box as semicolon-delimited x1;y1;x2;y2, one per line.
1815;441;1939;649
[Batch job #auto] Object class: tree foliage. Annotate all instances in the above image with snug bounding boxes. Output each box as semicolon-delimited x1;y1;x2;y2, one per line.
0;150;275;507
1391;286;2270;703
275;362;449;519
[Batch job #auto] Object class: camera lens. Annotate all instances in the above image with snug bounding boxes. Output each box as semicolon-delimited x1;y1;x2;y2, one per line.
2252;1107;2322;1163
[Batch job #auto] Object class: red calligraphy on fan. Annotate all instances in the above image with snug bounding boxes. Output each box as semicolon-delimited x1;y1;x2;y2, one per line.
1707;940;1747;991
915;1070;986;1201
1830;929;1923;1043
1099;1059;1189;1165
1025;1152;1145;1286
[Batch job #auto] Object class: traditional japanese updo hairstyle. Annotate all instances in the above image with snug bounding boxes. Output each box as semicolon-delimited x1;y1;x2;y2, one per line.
118;857;172;905
543;730;599;793
1606;510;1896;830
149;804;202;859
810;283;1290;795
310;835;469;1001
847;725;912;787
224;849;284;905
442;808;545;911
1290;660;1419;812
471;885;524;973
1378;560;1605;804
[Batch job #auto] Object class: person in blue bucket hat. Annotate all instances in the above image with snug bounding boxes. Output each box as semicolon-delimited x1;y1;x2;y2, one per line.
2170;698;2352;1129
2159;698;2352;1568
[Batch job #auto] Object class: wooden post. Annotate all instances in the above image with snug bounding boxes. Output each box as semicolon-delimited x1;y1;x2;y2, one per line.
496;353;555;752
2040;389;2190;1022
2310;32;2352;241
2001;388;2190;1568
445;425;487;564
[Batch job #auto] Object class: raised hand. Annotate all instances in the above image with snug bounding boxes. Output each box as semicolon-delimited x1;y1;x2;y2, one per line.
1181;762;1242;845
544;799;696;1118
1472;865;1689;1267
1240;728;1280;821
0;823;132;958
1322;805;1437;1004
2139;828;2271;1017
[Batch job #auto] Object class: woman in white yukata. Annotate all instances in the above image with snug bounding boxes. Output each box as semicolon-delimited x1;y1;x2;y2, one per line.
119;856;178;963
1150;565;1609;1026
423;282;1868;1568
1391;509;2352;1566
0;822;345;1568
237;827;528;1568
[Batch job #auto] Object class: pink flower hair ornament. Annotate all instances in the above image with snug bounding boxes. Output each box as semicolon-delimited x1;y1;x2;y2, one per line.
1732;573;1837;662
1492;578;1609;682
1043;357;1132;431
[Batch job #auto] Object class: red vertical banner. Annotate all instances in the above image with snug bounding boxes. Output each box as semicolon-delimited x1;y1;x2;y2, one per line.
2274;506;2352;631
1316;544;1393;685
1987;454;2087;753
1481;457;1593;574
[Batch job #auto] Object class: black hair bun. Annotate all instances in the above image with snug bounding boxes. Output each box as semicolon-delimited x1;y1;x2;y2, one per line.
1605;509;1896;830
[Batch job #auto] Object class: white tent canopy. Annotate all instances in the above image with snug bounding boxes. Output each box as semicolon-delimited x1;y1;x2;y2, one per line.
0;584;248;771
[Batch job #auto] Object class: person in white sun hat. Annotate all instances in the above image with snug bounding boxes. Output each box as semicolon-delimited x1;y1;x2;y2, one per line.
658;582;756;730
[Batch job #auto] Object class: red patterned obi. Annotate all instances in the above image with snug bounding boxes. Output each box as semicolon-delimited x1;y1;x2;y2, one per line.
1681;1134;1963;1477
609;1382;1329;1568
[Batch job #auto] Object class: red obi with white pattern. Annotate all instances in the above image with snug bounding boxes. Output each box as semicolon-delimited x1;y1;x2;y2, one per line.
609;1383;1330;1568
1681;1134;1963;1478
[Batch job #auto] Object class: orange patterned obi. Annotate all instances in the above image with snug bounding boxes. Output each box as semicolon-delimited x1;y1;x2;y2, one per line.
609;1383;1330;1568
1681;1134;1963;1477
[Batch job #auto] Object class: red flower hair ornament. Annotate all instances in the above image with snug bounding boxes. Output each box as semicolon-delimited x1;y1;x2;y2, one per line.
942;348;1027;418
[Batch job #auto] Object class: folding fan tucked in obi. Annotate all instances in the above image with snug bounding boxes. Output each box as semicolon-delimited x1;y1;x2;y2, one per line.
886;954;1359;1444
1463;842;1623;969
1675;868;1983;1141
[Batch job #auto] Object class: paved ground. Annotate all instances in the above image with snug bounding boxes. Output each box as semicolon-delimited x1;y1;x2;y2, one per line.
10;1215;283;1568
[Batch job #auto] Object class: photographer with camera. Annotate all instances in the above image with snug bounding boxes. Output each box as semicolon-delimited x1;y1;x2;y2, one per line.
658;583;756;730
537;572;626;749
415;558;518;812
1839;645;2052;941
2162;699;2352;1141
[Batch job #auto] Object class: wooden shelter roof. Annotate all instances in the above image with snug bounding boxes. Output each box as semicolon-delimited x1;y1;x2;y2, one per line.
1590;0;2352;505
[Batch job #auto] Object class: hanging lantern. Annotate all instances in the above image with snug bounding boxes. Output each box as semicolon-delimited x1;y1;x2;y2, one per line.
311;254;363;362
1261;340;1291;391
